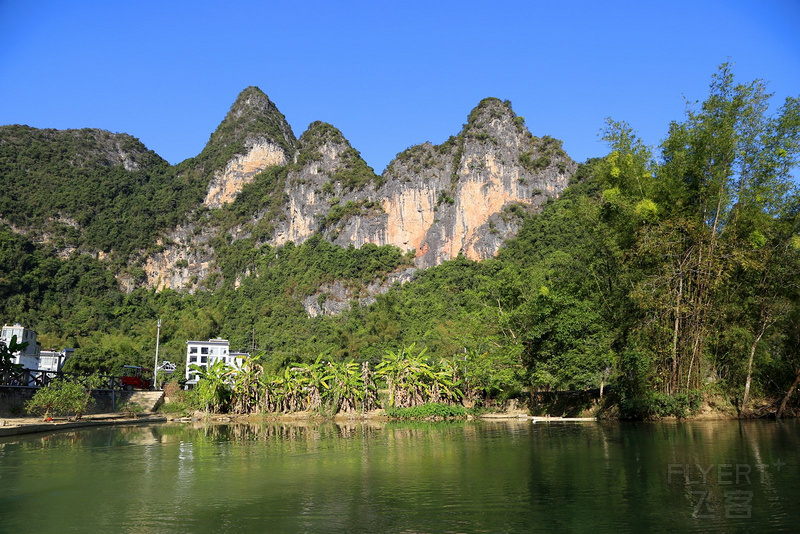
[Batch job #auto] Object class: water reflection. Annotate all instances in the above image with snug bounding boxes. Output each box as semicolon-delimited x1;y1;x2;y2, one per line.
0;419;797;533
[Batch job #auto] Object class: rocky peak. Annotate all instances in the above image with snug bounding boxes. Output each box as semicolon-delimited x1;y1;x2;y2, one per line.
269;122;381;246
211;86;297;155
199;88;298;208
465;97;516;128
295;121;379;190
297;121;349;149
138;93;577;292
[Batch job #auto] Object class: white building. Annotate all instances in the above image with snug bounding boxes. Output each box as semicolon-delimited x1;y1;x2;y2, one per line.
38;348;74;372
185;338;248;386
1;323;41;368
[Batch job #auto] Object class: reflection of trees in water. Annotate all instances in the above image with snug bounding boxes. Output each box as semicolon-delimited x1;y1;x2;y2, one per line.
2;420;799;532
157;419;391;449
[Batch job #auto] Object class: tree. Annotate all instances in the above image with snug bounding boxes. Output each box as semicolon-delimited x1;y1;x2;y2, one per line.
25;378;94;420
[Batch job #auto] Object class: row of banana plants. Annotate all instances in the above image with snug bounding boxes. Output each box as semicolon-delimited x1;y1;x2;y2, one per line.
187;344;464;415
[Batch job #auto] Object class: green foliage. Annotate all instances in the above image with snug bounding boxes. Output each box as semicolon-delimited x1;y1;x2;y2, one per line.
0;334;26;369
322;200;382;230
621;390;702;419
375;344;463;408
436;191;455;206
385;403;467;419
190;359;233;413
0;126;205;262
518;151;550;171
119;401;145;417
25;379;94;420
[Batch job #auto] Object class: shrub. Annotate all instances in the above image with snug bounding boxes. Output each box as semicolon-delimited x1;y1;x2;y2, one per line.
25;379;94;420
385;403;467;419
159;388;204;415
621;390;702;419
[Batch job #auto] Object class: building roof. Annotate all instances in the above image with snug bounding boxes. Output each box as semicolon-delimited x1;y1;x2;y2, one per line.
186;338;230;345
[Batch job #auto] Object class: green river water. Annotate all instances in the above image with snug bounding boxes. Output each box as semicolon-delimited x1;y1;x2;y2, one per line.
1;419;798;532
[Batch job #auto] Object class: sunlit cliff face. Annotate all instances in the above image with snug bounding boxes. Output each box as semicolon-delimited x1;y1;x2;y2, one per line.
139;94;576;291
203;140;287;208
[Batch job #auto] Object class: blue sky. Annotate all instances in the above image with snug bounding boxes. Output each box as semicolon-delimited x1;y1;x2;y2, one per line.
1;1;798;173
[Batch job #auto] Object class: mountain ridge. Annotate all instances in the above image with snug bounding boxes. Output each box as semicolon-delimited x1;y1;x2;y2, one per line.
0;86;577;294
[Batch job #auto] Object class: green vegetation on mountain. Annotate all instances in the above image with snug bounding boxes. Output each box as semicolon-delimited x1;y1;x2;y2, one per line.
296;121;380;190
1;65;799;419
0;87;297;264
187;86;296;174
0;126;194;260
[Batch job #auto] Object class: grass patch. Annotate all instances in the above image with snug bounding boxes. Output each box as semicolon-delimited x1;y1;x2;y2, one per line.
385;403;468;419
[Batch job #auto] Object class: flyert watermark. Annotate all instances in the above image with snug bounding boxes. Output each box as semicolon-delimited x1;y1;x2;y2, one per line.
667;460;787;519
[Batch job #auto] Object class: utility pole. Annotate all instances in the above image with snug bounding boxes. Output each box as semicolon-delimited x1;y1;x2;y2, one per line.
153;318;161;390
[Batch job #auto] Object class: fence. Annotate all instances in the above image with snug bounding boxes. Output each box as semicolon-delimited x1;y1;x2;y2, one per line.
0;367;125;390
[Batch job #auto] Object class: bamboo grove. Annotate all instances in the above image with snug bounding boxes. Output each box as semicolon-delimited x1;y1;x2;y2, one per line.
598;64;800;416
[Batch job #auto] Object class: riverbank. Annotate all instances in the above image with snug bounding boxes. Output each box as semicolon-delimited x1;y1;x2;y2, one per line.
2;396;794;438
0;413;167;438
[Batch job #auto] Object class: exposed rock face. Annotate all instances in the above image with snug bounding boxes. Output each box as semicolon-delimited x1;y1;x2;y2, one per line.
270;98;575;268
197;86;296;209
138;91;577;292
139;223;216;291
303;268;417;317
141;87;296;290
203;139;288;208
271;122;383;246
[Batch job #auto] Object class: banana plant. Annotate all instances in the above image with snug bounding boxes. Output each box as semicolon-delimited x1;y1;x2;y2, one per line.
328;360;363;413
361;361;378;412
230;352;264;414
277;365;304;412
189;359;234;413
377;344;435;408
292;355;332;412
432;357;464;404
376;348;403;408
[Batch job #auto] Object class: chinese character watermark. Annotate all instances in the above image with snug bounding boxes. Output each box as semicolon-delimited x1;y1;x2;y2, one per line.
667;460;786;520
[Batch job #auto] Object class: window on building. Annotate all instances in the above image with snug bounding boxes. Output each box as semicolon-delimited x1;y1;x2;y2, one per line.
190;347;197;354
189;356;197;363
201;356;207;364
201;347;208;355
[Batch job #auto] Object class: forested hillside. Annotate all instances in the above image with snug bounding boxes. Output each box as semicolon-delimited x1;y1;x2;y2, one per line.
1;64;798;418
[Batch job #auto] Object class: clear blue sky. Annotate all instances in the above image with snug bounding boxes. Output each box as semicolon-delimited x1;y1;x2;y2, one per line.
1;1;798;173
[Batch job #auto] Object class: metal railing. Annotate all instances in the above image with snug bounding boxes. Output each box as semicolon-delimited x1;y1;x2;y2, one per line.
0;367;124;390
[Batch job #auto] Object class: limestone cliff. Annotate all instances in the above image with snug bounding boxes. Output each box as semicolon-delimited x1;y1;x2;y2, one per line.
268;97;575;268
197;86;296;209
141;87;296;290
138;91;576;291
204;139;288;208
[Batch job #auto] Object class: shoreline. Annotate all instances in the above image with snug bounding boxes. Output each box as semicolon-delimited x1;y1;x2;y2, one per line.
0;413;167;438
1;404;793;438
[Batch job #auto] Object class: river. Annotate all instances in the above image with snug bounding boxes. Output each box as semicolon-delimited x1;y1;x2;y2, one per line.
1;419;797;532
